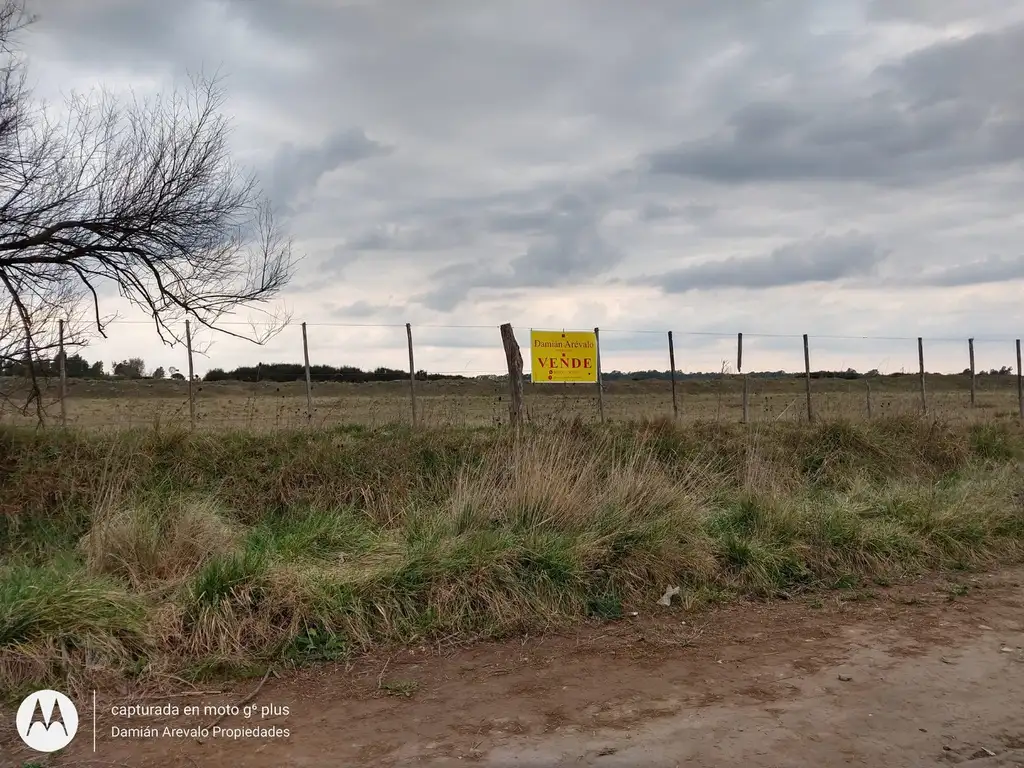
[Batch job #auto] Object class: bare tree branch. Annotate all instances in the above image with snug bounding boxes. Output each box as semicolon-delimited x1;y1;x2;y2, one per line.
0;0;297;423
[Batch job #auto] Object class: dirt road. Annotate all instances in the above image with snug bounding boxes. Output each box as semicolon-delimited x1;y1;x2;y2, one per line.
5;569;1024;767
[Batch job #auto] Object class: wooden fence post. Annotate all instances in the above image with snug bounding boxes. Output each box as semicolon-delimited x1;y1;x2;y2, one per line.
918;337;927;414
185;318;196;431
406;323;418;427
594;327;605;424
668;330;678;420
58;319;67;427
968;338;976;408
803;334;813;423
865;380;872;419
1017;339;1023;422
738;332;748;424
499;323;524;428
301;322;313;422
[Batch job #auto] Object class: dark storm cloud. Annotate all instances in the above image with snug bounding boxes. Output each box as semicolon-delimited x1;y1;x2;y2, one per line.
634;233;887;293
645;24;1024;186
879;23;1024;108
267;129;392;213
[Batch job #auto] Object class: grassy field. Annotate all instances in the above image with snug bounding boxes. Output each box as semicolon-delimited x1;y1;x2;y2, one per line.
2;414;1024;700
0;372;1022;430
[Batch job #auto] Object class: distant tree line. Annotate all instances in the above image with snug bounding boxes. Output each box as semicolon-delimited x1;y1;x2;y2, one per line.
0;354;181;380
203;363;467;383
0;355;469;383
1;355;1015;384
593;366;1017;382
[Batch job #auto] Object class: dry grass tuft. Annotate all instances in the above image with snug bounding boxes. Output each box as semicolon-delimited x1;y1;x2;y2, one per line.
81;497;241;588
2;416;1024;696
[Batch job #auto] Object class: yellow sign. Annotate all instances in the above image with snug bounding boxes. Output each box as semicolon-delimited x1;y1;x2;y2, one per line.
530;330;598;383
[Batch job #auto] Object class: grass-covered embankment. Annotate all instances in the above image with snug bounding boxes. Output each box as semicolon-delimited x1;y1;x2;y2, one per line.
1;416;1023;697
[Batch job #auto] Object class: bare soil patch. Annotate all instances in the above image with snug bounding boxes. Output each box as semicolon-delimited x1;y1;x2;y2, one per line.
6;567;1024;767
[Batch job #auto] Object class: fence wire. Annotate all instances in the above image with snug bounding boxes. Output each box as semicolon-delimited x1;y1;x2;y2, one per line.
2;321;1022;430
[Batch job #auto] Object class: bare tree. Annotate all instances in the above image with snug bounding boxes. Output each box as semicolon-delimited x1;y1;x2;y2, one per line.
0;0;295;423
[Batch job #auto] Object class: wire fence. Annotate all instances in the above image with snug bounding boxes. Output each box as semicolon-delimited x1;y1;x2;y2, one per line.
2;320;1023;431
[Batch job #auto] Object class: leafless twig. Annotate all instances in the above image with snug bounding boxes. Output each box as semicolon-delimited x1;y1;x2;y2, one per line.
196;667;272;742
0;0;297;424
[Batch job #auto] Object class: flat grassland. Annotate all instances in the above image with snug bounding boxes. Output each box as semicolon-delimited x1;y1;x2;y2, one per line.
2;412;1024;701
0;372;1021;429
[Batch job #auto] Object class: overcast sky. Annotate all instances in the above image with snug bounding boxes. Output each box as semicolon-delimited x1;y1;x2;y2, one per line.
18;0;1024;376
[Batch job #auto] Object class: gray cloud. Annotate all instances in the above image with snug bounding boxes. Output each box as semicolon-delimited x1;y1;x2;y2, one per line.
918;255;1024;287
865;0;1019;25
32;0;205;64
414;201;623;311
331;300;396;319
488;210;560;235
645;24;1024;186
341;217;478;253
635;233;887;292
639;201;717;223
17;0;1024;375
267;129;392;213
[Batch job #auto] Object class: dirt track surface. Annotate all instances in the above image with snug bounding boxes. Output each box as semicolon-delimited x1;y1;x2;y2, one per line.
6;569;1024;768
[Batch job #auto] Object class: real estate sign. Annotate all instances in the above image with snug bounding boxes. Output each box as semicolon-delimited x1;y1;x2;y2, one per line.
529;329;598;383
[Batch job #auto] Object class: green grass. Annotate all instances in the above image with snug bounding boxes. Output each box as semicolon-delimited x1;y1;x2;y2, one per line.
0;559;148;692
1;415;1024;697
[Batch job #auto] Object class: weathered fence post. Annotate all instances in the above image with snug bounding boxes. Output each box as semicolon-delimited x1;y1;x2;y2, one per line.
918;337;927;414
406;322;418;427
185;318;196;431
738;332;748;424
803;334;813;423
968;338;976;408
499;323;524;428
668;330;678;420
865;380;872;419
301;322;313;422
595;327;605;424
58;319;67;427
1017;339;1023;422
